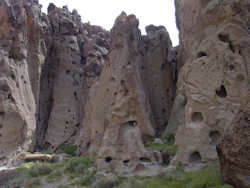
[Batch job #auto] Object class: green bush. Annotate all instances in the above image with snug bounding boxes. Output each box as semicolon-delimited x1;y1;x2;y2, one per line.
28;163;52;177
64;156;95;174
56;145;78;156
146;131;178;160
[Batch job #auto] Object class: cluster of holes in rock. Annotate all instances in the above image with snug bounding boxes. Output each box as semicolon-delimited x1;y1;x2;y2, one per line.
216;85;227;98
191;112;204;123
189;151;202;164
209;131;220;147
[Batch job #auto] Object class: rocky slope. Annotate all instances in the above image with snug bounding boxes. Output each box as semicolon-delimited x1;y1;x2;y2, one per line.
0;0;249;187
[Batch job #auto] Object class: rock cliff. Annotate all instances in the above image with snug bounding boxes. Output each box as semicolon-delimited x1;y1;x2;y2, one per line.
0;0;176;176
170;0;250;186
0;0;249;186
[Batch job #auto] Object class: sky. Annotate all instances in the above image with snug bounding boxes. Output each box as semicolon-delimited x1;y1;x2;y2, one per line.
40;0;179;46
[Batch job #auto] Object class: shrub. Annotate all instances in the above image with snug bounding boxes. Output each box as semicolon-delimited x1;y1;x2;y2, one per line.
56;145;78;156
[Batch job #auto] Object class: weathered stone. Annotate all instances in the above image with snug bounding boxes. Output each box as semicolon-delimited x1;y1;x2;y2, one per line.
36;4;110;150
170;0;250;177
141;25;176;135
0;0;47;158
217;107;250;188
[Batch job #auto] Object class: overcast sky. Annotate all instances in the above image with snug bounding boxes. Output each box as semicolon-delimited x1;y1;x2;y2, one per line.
40;0;179;46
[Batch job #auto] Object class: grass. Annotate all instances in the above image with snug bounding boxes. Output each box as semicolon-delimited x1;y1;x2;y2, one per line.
141;162;234;188
46;170;63;183
64;156;95;177
146;131;178;164
71;175;95;186
1;152;234;188
24;179;41;188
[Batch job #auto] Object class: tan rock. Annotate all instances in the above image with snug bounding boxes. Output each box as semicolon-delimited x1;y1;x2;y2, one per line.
77;12;176;175
0;0;46;158
170;0;250;172
217;106;250;188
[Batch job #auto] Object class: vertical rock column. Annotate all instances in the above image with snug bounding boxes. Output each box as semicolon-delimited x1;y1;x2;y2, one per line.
78;13;161;175
0;0;47;158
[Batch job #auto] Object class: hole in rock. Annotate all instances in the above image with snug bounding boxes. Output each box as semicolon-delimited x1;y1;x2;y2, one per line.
139;157;151;163
218;34;230;42
123;159;130;165
218;34;235;53
189;151;201;164
66;70;71;74
228;64;235;71
0;112;5;117
105;156;112;163
75;123;80;128
0;124;3;128
80;56;86;65
191;112;204;123
11;74;16;80
197;51;207;58
128;121;137;127
0;133;2;137
216;85;227;98
209;131;220;147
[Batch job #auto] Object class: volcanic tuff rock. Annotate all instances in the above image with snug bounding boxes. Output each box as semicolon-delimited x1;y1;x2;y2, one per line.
0;0;46;158
0;0;111;157
217;106;250;188
77;12;176;175
170;0;250;178
36;3;111;150
0;0;177;172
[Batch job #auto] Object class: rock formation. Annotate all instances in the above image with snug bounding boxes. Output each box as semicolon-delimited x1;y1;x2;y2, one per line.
0;0;46;158
169;0;250;186
217;106;250;188
36;3;110;150
0;0;176;176
77;12;176;175
1;0;249;186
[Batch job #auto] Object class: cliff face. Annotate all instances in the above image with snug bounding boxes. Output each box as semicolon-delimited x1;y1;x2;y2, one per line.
0;0;46;158
0;0;249;186
171;0;250;187
0;0;176;175
77;13;176;175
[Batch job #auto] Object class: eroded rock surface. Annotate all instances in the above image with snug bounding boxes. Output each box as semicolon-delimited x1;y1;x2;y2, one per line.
0;1;177;172
77;13;176;175
36;4;110;150
217;106;250;188
170;0;250;173
0;0;47;158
